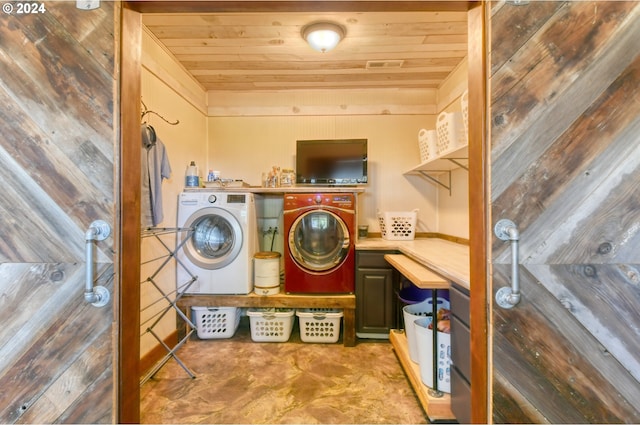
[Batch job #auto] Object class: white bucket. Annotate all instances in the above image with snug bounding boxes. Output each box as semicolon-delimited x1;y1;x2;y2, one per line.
403;296;450;363
415;317;451;393
254;251;281;295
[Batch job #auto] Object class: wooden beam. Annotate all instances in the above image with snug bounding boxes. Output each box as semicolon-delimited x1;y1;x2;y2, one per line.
467;3;488;424
128;1;473;14
118;4;142;424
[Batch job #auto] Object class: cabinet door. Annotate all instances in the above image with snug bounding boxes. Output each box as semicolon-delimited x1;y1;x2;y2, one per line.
355;268;396;335
450;283;471;422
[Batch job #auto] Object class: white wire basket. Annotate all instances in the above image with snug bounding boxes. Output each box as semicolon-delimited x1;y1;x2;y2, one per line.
377;209;418;241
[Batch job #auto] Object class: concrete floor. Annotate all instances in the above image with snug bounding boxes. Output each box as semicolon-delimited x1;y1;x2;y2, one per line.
140;316;429;424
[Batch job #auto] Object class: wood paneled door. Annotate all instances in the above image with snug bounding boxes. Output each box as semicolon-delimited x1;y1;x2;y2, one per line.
0;2;119;423
489;2;640;422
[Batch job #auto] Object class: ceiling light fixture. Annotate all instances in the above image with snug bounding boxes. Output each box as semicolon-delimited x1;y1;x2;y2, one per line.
302;22;345;53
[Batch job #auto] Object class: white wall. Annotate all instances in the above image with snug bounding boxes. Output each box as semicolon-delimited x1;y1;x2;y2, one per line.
436;58;469;240
207;114;439;234
437;168;469;238
140;28;208;358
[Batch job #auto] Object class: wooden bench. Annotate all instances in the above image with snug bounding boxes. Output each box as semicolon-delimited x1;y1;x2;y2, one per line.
176;287;357;346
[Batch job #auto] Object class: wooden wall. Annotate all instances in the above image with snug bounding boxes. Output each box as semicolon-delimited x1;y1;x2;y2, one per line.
490;1;640;422
0;2;117;422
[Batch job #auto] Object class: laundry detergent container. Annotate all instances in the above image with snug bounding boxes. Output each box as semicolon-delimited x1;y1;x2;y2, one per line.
415;316;451;393
402;292;450;363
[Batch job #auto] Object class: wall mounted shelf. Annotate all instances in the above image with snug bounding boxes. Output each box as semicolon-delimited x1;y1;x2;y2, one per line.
404;145;468;195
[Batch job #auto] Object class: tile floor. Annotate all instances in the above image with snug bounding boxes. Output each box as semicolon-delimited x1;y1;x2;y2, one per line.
140;317;429;424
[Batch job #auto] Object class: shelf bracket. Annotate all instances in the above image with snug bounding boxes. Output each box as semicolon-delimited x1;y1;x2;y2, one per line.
416;170;452;196
445;157;468;171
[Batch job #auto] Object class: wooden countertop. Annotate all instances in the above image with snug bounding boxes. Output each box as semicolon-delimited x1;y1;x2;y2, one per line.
184;186;366;193
356;238;470;291
383;254;448;289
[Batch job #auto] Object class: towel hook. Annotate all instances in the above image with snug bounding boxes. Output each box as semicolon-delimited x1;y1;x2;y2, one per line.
141;99;179;125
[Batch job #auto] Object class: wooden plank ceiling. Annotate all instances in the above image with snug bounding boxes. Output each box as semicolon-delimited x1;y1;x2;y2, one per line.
142;11;468;92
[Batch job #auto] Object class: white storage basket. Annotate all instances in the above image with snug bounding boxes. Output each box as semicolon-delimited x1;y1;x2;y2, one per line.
377;209;418;241
296;308;343;343
436;111;466;155
417;128;438;163
247;308;295;342
192;306;241;339
402;296;450;363
460;90;469;143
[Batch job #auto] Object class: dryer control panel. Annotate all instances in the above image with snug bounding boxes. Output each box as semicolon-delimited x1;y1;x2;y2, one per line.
284;193;355;210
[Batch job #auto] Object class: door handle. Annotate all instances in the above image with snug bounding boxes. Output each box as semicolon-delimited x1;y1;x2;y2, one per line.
494;219;521;309
85;220;111;307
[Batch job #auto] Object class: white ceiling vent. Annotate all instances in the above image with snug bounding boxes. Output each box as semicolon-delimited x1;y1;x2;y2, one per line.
366;60;405;70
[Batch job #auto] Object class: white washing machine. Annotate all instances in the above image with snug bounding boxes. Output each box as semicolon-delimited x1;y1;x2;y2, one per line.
176;191;258;294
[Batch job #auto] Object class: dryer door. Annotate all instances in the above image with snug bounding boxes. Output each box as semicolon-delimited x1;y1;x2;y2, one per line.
182;207;243;270
288;209;350;273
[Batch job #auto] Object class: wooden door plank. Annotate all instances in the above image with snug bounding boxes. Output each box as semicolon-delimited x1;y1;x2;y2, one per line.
0;265;113;423
492;265;640;423
490;3;640;421
527;264;640;391
492;53;640;261
491;2;640;179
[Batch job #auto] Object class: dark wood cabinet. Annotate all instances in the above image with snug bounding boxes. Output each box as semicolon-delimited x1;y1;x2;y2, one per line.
450;282;471;423
355;250;398;338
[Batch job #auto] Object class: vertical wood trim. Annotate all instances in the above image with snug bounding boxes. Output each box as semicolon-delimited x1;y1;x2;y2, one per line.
119;3;142;423
467;3;488;423
119;3;482;424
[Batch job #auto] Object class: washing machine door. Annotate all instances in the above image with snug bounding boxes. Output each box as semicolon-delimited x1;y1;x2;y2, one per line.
288;209;350;272
182;207;243;270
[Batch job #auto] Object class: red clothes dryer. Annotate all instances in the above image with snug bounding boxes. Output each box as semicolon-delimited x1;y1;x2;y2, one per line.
284;193;356;293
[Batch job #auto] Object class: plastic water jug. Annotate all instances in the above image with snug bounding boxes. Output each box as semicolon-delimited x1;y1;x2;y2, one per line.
185;161;199;187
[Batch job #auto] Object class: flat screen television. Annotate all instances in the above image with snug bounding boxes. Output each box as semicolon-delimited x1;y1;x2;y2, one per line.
296;139;368;186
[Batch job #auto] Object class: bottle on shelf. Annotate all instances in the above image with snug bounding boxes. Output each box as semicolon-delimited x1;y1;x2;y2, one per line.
185;161;199;187
280;168;295;187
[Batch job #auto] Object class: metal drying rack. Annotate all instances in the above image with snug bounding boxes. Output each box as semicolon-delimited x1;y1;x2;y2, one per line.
139;226;197;385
